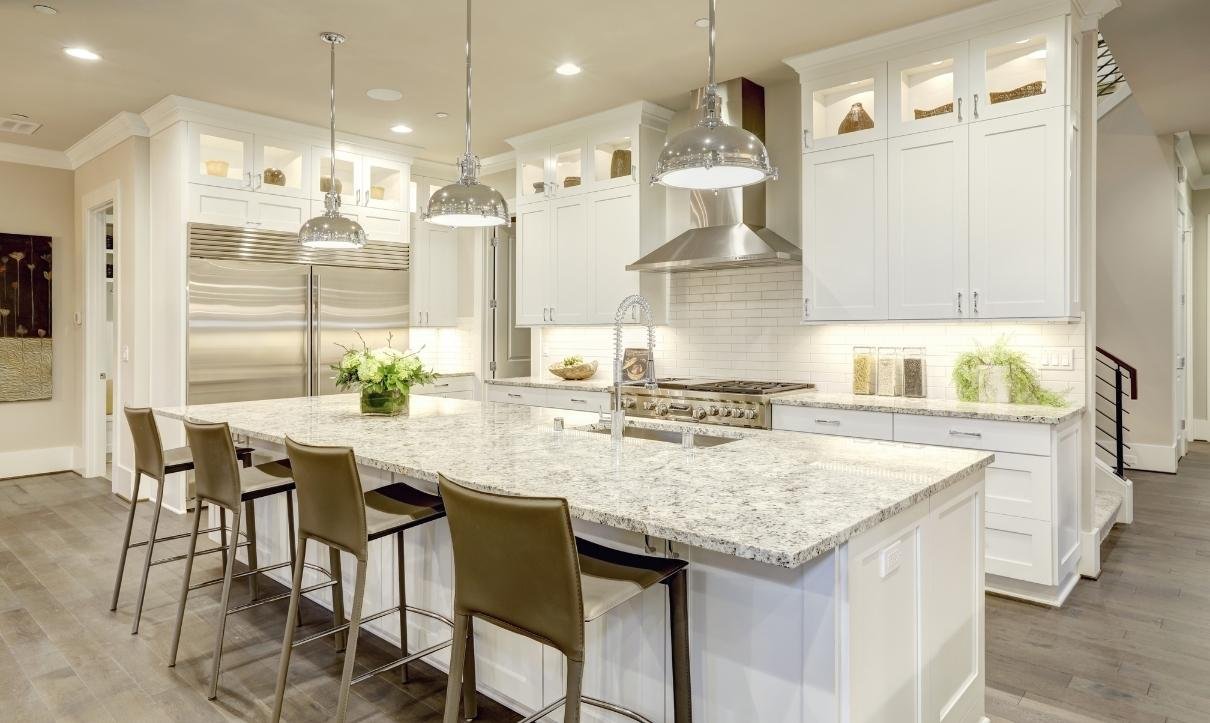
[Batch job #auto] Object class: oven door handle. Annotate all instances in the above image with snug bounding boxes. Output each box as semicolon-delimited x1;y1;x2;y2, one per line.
667;402;691;412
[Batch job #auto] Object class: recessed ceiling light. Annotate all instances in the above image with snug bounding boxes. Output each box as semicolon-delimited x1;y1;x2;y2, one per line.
64;47;100;61
555;62;581;76
694;17;709;28
366;88;403;102
390;123;413;134
33;4;58;14
434;111;449;119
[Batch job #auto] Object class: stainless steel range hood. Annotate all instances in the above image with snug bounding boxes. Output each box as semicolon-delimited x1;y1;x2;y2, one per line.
628;77;799;273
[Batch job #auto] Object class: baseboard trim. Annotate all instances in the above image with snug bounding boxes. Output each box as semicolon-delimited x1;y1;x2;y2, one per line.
1191;418;1210;442
986;569;1080;607
0;446;77;480
1125;440;1177;474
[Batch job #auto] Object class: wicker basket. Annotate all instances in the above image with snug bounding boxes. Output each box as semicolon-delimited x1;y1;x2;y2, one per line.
914;102;954;119
989;80;1045;104
549;360;598;381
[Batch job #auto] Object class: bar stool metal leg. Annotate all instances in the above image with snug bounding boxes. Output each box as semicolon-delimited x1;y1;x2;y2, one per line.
396;530;409;683
208;504;243;700
463;616;478;720
245;500;260;599
272;533;309;723
110;471;142;611
330;547;346;651
168;504;205;666
286;490;301;628
219;507;229;572
667;568;692;723
564;659;585;723
130;477;166;635
443;613;471;723
335;557;368;723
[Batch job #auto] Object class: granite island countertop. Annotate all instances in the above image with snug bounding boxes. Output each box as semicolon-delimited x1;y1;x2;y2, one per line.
773;391;1084;425
485;375;613;392
156;394;992;569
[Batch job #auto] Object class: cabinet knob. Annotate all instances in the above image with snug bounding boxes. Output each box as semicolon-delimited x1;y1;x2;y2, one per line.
957;97;963;123
956;291;963;314
973;93;980;119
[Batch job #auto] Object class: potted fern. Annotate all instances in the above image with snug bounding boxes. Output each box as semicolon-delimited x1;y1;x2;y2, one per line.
332;333;436;416
952;337;1066;407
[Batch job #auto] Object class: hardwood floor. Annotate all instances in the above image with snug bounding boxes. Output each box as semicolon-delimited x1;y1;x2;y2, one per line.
2;445;1209;722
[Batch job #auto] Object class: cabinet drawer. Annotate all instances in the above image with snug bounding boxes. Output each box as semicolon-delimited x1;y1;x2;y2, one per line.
771;405;893;440
986;452;1052;520
545;389;609;412
985;512;1054;586
893;414;1050;456
485;385;544;406
414;376;475;396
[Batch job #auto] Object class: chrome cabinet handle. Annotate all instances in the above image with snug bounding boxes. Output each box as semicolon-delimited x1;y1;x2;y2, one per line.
956;291;963;314
433;383;450;388
973;93;980;119
542;307;549;322
425;311;430;326
550;307;555;322
815;419;841;425
949;430;983;438
507;392;522;398
569;398;587;403
972;290;979;314
802;129;811;151
803;298;810;318
957;97;963;122
631;164;637;182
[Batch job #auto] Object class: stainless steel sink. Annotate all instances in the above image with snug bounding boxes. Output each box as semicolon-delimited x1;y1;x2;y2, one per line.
583;424;739;448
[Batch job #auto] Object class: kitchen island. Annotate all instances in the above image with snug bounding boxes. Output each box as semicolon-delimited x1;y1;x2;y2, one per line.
158;394;992;723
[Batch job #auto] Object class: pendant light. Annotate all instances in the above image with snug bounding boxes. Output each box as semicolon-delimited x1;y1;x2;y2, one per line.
299;32;367;249
652;0;778;190
424;0;508;228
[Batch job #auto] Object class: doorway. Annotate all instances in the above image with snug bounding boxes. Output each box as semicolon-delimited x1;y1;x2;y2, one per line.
81;183;122;492
484;220;530;380
1176;194;1190;457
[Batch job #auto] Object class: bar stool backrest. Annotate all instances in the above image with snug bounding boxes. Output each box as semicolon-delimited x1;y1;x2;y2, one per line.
285;436;369;561
439;474;586;661
125;406;165;479
184;421;243;511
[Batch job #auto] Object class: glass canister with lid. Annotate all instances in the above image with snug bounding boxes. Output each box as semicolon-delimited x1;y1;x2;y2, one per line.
902;347;926;398
852;346;876;395
876;347;903;396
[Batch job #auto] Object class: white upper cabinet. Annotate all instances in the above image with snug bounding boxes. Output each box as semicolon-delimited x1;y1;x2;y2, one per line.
587;186;641;323
802;141;888;321
549;196;589;324
312;148;410;212
190;124;255;189
801;65;887;152
888;126;969;319
969;107;1066;318
254;136;310;198
516;203;551;325
191;185;309;234
970;17;1067;121
888;43;970;137
589;125;638;192
410;222;459;327
312;147;361;207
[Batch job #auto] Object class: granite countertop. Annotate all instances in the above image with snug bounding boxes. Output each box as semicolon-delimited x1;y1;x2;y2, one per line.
773;391;1084;425
485;375;613;392
157;395;992;569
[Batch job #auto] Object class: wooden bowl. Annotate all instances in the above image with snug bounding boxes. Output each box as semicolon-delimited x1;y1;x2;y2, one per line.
548;360;598;380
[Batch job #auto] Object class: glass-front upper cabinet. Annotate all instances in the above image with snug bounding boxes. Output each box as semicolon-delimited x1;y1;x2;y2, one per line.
590;129;635;190
312;147;360;207
802;64;886;152
190;124;254;189
970;17;1066;120
888;43;969;136
551;140;587;197
254;137;309;198
517;148;549;205
363;158;409;211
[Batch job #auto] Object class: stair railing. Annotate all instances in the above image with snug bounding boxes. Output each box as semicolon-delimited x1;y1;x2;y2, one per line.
1095;347;1137;478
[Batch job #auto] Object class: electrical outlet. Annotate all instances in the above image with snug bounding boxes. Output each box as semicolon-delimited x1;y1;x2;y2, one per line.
879;541;903;579
1039;347;1074;370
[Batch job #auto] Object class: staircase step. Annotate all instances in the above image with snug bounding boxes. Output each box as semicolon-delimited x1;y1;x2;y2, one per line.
1094;490;1123;543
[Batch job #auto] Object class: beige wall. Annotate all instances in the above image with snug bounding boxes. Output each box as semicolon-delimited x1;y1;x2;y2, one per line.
1192;188;1210;420
0;160;79;474
74;136;151;491
1096;94;1179;453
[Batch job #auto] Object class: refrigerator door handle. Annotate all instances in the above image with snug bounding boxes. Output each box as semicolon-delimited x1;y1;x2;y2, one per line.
311;271;320;395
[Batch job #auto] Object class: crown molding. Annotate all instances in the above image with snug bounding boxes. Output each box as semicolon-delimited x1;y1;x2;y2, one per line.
1175;131;1209;192
1073;0;1120;30
141;95;425;162
506;100;674;151
64;111;149;169
411;158;459;183
0;141;71;170
480;151;515;177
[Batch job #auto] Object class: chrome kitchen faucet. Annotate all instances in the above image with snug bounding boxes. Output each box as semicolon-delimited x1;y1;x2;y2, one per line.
610;294;658;444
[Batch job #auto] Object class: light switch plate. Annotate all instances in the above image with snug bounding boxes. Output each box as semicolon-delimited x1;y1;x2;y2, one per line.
879;540;903;579
1039;347;1074;370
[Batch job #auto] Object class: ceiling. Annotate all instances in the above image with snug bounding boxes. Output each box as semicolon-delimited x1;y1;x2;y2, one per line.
0;0;987;162
1099;0;1210;137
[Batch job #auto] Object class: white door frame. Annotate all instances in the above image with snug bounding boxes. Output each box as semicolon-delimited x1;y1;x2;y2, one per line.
1174;191;1190;457
80;182;124;492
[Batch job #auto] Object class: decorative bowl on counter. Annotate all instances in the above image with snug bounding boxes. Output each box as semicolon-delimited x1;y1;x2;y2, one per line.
549;359;598;380
204;160;230;178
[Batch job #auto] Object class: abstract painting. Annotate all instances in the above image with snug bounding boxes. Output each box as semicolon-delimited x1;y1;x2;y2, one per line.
0;233;52;402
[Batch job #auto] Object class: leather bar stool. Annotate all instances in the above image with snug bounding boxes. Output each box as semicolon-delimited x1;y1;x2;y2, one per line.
111;407;252;635
168;420;324;699
439;475;691;723
271;436;475;723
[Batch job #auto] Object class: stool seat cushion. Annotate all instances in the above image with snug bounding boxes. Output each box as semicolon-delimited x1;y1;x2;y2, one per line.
239;461;295;501
576;536;688;622
365;483;446;540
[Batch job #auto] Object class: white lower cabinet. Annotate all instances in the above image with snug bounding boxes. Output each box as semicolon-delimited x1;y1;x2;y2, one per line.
413;375;475;399
486;383;609;412
774;405;1080;606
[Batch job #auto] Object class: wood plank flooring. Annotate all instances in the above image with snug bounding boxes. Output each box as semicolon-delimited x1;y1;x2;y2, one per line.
2;445;1209;721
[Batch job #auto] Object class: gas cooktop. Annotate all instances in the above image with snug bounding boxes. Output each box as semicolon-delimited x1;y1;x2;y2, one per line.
617;378;815;429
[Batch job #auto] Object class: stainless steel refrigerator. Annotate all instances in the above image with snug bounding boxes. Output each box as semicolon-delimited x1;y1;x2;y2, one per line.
187;223;410;404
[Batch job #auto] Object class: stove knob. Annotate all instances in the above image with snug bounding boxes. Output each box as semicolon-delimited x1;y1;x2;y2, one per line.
708;405;720;416
642;401;657;411
721;408;735;418
693;407;708;420
655;403;669;416
744;409;759;420
622;397;636;409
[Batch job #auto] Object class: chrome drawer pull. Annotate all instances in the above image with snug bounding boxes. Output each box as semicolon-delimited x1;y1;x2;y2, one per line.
569;398;587;403
433;383;450;388
507;393;522;398
815;419;841;425
949;430;982;438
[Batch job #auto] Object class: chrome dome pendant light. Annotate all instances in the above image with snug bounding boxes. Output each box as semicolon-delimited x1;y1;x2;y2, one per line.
299;32;367;250
424;0;508;228
652;0;778;190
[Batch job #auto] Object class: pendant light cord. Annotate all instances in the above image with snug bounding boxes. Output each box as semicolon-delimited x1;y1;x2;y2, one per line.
464;0;472;162
329;38;337;191
707;0;716;89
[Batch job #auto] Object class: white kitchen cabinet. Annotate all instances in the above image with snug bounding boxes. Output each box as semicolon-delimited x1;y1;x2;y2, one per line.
549;196;589;324
801;65;887;152
771;405;893;440
312;147;361;207
888;126;969;319
802;140;888;321
413;375;476;399
969;106;1067;318
189;184;309;234
253;135;310;198
308;200;409;245
516;203;551;326
587;186;640;323
970;17;1068;121
486;383;609;412
887;43;970;138
313;147;410;212
189;123;255;190
410;221;459;327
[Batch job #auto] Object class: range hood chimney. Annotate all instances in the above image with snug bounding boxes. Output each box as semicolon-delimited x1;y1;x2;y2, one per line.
628;77;799;273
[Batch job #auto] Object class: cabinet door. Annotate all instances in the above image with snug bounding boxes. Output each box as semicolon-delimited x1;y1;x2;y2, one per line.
888;126;969;319
254;135;310;198
409;225;430;327
190;124;255;190
550;138;589;198
312;147;361;207
970;17;1067;121
255;195;309;233
887;42;969;138
589;125;637;192
802;141;888;321
969;107;1065;318
189;184;255;227
358;208;409;245
516;147;550;207
549;196;589;324
362;157;410;211
516;204;550;325
425;224;460;327
587;187;640;323
801;65;887;152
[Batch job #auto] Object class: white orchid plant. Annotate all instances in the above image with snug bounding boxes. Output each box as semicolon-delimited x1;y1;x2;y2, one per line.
331;332;436;396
